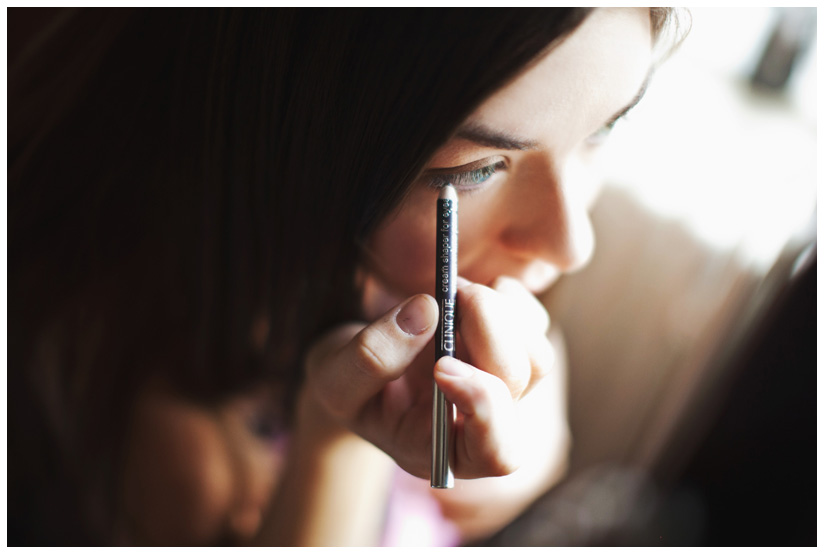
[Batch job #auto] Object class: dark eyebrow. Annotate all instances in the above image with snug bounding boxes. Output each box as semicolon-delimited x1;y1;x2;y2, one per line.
455;122;540;151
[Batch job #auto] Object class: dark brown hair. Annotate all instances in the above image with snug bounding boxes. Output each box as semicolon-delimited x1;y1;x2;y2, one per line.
9;8;679;544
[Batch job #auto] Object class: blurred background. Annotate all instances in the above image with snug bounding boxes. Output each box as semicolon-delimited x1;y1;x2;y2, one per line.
481;7;817;547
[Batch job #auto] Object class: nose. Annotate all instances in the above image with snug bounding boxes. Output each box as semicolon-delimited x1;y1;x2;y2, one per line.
498;152;595;272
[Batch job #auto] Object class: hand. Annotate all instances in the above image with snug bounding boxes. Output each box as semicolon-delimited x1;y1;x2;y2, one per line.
302;275;560;480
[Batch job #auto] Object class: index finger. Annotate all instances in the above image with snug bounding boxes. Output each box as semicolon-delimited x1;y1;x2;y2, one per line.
455;280;532;399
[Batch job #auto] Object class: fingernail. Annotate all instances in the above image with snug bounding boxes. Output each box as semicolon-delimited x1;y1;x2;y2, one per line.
437;356;474;378
456;276;471;287
396;295;436;335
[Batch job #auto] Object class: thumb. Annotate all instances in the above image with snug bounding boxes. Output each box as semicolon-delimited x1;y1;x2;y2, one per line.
305;294;439;420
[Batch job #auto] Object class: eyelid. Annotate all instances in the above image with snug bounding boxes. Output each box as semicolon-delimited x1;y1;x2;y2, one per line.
424;155;508;177
424;159;507;192
586;112;630;147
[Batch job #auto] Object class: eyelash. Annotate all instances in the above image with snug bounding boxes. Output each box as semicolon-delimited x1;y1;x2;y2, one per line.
425;112;628;190
586;115;627;147
426;160;507;192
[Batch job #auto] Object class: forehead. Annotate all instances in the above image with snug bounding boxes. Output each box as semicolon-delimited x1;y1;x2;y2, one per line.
466;8;652;145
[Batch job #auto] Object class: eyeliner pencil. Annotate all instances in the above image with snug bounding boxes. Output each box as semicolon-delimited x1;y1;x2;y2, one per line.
432;183;457;489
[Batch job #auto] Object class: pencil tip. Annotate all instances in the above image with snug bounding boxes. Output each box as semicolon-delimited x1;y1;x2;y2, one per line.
438;184;457;202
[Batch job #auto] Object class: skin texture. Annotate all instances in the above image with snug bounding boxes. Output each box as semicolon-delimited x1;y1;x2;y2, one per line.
119;379;286;545
363;7;652;306
120;8;653;546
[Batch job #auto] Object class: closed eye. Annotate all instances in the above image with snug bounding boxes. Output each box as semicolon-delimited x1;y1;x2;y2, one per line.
586;115;625;147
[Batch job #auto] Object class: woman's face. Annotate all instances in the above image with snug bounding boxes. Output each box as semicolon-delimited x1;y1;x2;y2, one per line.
362;8;653;317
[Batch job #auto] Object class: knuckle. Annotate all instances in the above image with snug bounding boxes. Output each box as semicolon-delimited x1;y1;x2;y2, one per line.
488;454;520;477
533;362;552;383
533;342;556;380
461;282;496;310
502;357;532;399
475;441;521;477
491;275;523;293
513;376;532;399
462;285;508;328
354;337;390;379
492;276;550;333
352;319;403;377
465;381;490;413
305;323;364;375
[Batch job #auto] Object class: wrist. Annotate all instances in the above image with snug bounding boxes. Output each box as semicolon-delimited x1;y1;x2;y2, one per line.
291;381;395;496
294;383;353;445
258;383;394;546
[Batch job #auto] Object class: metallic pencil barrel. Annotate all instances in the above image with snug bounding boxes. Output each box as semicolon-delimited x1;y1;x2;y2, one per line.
432;184;457;489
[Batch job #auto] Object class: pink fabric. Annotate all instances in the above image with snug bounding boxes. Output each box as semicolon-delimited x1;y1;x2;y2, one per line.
381;467;461;547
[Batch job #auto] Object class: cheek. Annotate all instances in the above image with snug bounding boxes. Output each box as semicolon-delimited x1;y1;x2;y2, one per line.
366;189;506;301
367;203;436;296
